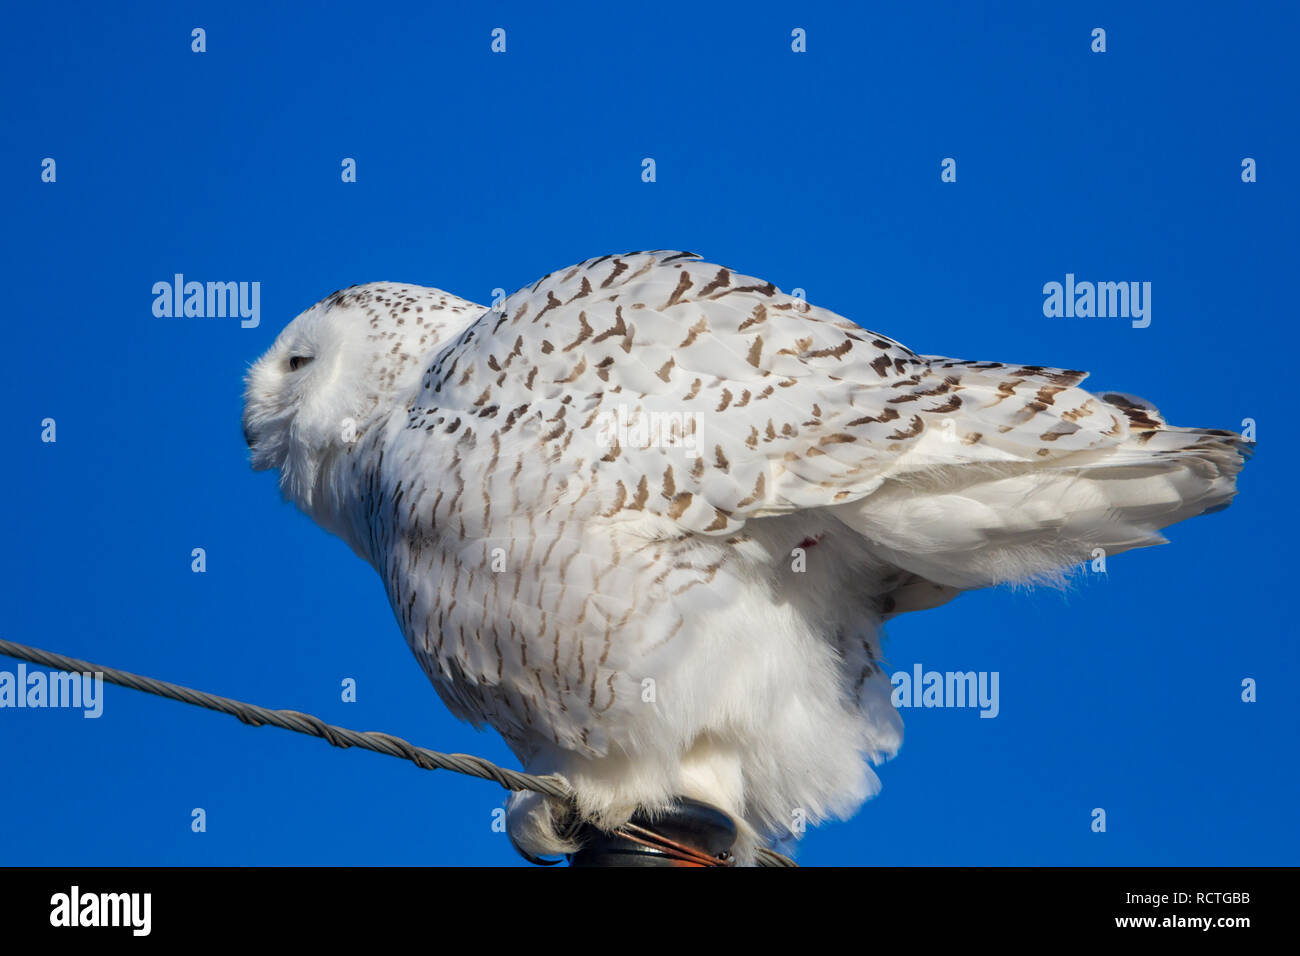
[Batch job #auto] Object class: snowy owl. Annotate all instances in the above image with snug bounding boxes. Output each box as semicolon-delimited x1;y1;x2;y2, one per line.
242;251;1249;864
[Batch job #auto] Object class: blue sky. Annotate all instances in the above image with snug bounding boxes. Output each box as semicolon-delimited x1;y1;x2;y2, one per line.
1;1;1295;866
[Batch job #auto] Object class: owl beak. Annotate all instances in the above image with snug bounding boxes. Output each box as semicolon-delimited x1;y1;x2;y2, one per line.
243;421;257;449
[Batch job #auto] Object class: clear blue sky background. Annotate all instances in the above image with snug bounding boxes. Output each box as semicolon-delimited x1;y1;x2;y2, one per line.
1;1;1295;866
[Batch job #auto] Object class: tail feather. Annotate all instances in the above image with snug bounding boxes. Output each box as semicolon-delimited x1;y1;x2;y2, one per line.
835;413;1250;592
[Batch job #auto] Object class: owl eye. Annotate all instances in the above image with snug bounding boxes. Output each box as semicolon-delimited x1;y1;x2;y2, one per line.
288;355;314;372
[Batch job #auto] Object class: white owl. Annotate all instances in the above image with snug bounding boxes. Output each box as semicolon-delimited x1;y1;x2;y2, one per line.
242;251;1249;863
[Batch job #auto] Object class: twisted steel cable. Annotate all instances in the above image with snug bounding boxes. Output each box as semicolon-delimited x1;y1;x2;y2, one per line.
0;638;797;868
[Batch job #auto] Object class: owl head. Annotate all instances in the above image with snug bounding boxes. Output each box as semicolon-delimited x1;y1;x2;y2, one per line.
242;282;484;511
